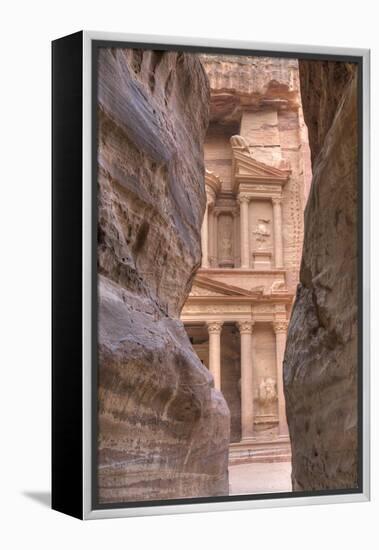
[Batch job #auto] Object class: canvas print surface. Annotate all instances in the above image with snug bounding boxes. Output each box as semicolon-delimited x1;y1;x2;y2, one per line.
95;47;359;506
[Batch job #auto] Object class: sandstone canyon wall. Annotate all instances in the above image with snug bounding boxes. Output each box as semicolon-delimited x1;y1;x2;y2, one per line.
284;61;358;490
97;48;230;503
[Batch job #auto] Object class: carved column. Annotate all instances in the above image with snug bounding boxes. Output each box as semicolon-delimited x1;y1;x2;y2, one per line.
238;194;250;269
272;198;284;269
238;320;254;439
232;210;239;267
273;320;289;436
213;210;219;268
208;208;213;267
207;321;223;390
201;201;209;268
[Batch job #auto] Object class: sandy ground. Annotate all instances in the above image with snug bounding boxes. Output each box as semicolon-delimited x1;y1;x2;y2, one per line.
229;461;292;495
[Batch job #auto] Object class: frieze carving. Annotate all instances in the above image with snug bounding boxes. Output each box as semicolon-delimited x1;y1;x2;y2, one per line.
183;305;251;314
253;305;273;313
252;185;281;192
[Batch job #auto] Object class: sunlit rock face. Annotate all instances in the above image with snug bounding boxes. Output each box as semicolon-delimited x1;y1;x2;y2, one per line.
97;48;230;504
284;61;358;491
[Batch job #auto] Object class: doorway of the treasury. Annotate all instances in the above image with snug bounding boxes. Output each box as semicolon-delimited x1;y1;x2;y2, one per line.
183;316;292;495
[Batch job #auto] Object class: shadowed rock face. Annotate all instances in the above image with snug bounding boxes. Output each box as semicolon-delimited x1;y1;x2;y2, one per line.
97;48;230;504
284;61;358;491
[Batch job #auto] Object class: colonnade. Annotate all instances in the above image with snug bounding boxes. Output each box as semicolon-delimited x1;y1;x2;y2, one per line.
204;319;288;438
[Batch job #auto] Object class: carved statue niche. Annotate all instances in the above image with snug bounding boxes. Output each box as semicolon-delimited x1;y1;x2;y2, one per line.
252;216;273;269
257;377;277;406
252;218;271;249
254;377;278;429
218;213;234;268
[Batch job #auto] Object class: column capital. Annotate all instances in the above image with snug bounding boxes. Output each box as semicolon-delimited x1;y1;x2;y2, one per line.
237;320;254;334
238;194;251;205
272;197;282;206
273;320;288;334
207;321;223;334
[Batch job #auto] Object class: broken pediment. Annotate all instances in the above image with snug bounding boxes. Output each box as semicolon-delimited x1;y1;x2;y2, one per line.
188;275;285;299
230;137;290;192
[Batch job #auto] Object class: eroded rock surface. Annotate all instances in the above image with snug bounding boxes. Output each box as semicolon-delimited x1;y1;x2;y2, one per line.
283;62;358;490
200;55;301;122
97;48;230;503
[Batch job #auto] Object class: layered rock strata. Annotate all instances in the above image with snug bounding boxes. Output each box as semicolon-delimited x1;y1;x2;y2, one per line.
283;61;358;490
97;48;230;503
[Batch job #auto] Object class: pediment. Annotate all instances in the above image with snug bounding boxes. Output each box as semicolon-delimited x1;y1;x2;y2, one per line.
189;285;229;297
189;275;261;297
232;149;290;187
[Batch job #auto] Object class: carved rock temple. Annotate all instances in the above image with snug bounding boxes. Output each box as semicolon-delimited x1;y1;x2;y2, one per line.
182;55;312;464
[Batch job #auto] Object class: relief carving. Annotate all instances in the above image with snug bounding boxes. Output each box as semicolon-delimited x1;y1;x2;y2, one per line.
252;218;271;249
255;377;278;423
220;237;232;258
253;305;273;313
253;185;281;192
257;377;277;406
183;305;251;314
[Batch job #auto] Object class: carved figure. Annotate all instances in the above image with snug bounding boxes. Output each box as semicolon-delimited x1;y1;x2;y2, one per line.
221;237;232;257
230;134;250;153
257;377;277;405
253;219;271;248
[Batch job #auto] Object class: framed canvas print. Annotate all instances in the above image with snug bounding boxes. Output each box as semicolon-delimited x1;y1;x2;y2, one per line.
52;31;370;520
